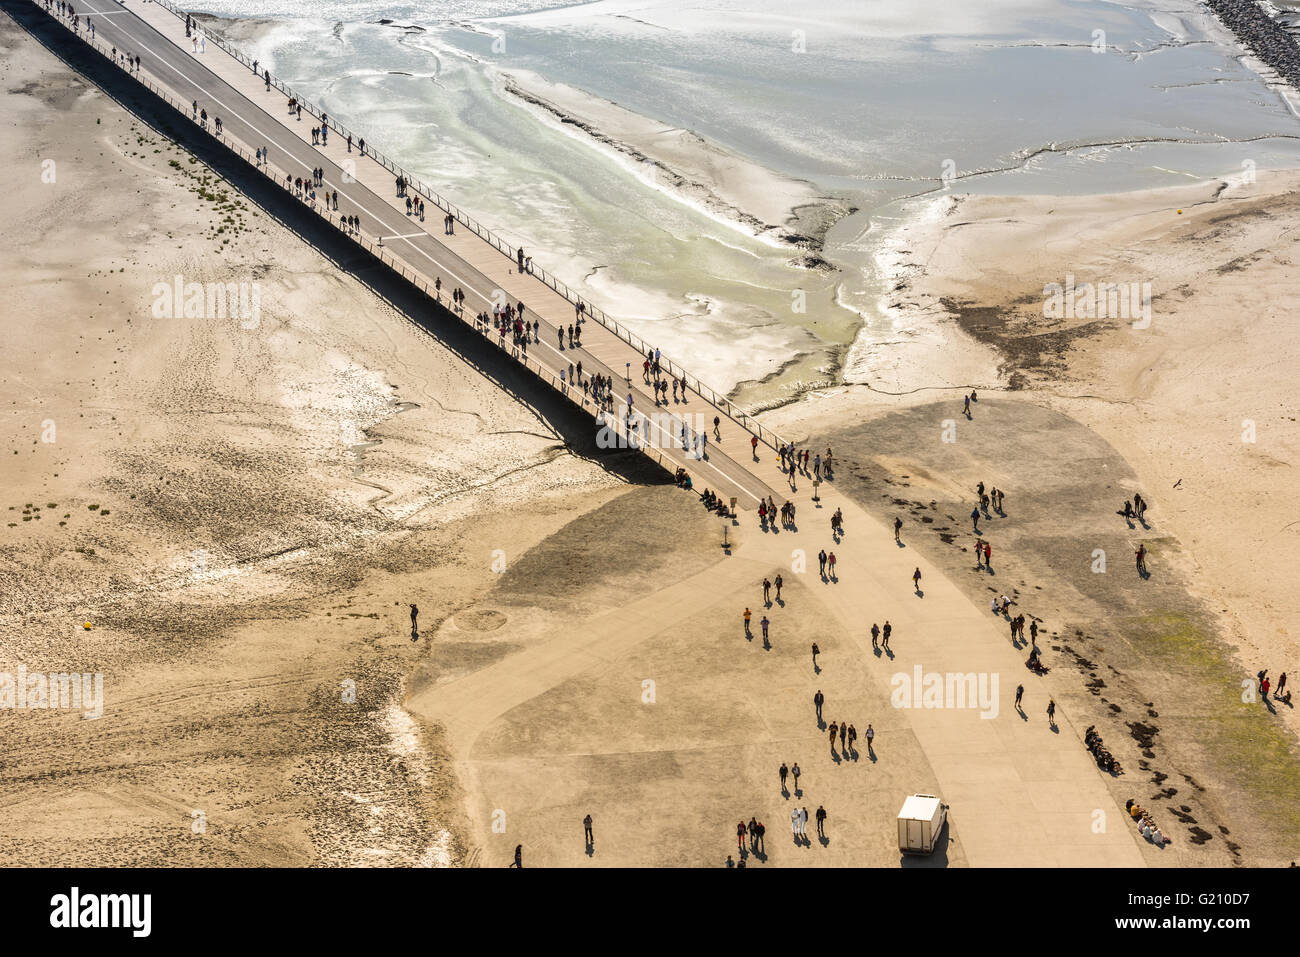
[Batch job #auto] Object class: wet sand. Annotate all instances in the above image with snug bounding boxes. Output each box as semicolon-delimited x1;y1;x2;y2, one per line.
0;12;618;866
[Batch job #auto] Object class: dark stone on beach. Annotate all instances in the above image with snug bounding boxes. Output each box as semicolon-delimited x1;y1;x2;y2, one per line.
1205;0;1300;93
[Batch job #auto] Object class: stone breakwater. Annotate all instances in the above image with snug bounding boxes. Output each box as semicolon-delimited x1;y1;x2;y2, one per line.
1205;0;1300;90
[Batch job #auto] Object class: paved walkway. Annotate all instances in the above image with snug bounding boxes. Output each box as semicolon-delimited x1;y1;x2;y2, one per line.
58;0;783;505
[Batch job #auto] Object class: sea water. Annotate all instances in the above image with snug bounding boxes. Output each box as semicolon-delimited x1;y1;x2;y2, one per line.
183;0;1300;404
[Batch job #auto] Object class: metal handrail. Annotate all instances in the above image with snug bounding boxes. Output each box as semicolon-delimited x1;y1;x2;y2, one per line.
144;0;787;452
42;0;787;476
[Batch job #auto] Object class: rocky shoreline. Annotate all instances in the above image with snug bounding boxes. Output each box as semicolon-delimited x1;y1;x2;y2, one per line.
1206;0;1300;90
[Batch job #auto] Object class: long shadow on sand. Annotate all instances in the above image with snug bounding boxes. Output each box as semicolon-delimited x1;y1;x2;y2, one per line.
5;0;667;490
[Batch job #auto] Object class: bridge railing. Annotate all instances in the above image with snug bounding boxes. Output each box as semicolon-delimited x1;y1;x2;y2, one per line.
34;2;706;477
144;0;788;453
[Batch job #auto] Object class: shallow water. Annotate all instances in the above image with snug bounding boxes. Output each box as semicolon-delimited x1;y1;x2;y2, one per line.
185;0;1300;404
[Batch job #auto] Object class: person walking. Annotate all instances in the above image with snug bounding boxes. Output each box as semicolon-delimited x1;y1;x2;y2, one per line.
895;516;903;542
1136;543;1148;574
760;615;770;643
815;806;827;839
827;552;837;577
743;607;752;638
751;434;759;460
828;721;838;750
792;763;801;793
912;567;922;591
779;762;789;791
1278;672;1288;699
755;821;765;853
774;574;783;601
1015;684;1024;709
871;622;879;651
762;578;771;604
511;844;522;868
737;821;747;852
1047;699;1056;724
813;690;824;722
790;806;801;838
839;722;847;751
409;603;418;638
881;621;892;651
811;642;820;669
984;541;992;569
971;507;981;532
865;723;874;753
583;814;594;847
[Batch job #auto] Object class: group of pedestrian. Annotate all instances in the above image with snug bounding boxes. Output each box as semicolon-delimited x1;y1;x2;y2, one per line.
976;481;1005;516
779;445;832;481
870;620;892;653
825;719;868;758
757;497;796;530
761;575;784;606
110;47;141;74
1258;669;1290;706
736;818;767;857
1118;492;1149;524
816;548;838;580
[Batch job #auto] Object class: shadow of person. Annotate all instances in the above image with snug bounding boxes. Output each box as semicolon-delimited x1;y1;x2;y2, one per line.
1049;720;1059;734
819;834;830;847
915;588;924;598
585;842;594;858
781;784;789;799
867;745;877;763
830;748;841;765
849;745;858;762
763;635;771;651
814;664;821;675
897;540;906;548
873;646;882;658
1016;705;1027;721
885;647;895;660
830;571;838;583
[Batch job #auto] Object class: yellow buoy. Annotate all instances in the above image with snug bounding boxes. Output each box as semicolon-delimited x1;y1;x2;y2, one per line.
1177;209;1182;214
83;622;92;630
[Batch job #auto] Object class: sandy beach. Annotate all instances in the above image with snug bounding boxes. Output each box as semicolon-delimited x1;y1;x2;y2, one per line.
4;0;1299;873
0;12;618;865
